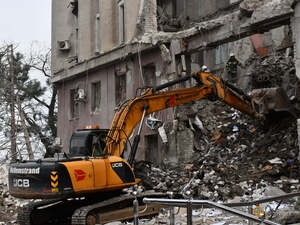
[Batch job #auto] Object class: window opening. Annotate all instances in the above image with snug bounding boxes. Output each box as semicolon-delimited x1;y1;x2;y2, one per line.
118;1;125;43
92;81;101;112
70;89;79;118
115;74;126;105
142;64;156;87
215;43;230;65
145;134;159;166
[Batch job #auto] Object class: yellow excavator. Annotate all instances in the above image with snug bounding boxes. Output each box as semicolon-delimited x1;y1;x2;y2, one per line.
8;72;294;225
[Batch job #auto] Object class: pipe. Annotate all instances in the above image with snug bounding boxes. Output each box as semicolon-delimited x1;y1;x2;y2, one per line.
167;192;175;225
187;199;192;225
133;190;139;225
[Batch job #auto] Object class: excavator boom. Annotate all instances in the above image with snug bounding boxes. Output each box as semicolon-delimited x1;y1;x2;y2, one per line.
105;72;291;158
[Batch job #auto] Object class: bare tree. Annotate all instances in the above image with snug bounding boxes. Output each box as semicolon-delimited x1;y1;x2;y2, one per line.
0;44;57;160
26;48;58;157
0;44;18;160
9;45;17;162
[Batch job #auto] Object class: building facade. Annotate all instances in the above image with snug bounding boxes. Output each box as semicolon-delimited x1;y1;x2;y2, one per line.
51;0;300;166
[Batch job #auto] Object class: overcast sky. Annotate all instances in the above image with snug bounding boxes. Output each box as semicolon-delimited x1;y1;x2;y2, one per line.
0;0;51;53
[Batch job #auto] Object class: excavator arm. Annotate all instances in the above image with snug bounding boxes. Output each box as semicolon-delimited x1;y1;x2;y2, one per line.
104;72;273;159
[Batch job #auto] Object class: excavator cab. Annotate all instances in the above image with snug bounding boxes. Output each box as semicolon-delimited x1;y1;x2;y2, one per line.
69;128;108;157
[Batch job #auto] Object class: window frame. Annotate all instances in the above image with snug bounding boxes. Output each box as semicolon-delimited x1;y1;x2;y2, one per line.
70;89;79;119
142;63;156;88
91;81;101;113
115;73;127;106
118;0;126;44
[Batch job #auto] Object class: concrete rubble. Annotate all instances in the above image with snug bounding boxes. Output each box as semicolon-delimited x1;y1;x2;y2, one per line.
132;102;300;223
246;51;299;100
0;164;28;224
135;100;300;198
132;47;300;224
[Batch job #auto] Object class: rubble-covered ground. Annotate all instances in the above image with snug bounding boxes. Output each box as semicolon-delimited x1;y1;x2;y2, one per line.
0;164;27;225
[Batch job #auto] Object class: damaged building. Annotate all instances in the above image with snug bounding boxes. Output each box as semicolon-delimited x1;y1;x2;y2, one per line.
51;0;300;166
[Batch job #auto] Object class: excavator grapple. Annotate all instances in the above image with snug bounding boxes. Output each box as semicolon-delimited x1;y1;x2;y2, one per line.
250;87;296;117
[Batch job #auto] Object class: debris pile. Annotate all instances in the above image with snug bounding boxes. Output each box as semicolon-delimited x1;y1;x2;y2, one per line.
135;85;300;203
246;51;296;92
0;164;27;224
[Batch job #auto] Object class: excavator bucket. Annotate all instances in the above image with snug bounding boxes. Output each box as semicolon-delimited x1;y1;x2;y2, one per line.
250;87;296;118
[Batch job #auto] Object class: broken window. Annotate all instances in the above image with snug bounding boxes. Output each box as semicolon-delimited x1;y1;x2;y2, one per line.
142;64;156;87
91;81;101;112
115;73;126;105
157;0;180;32
70;89;79;119
215;43;230;65
157;0;176;17
118;0;126;43
145;134;159;165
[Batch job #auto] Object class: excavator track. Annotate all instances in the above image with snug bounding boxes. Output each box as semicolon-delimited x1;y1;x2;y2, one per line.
17;198;69;225
18;198;87;225
72;191;165;225
17;191;165;225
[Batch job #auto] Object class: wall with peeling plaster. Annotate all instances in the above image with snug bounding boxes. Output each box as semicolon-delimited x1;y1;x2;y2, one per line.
51;0;77;74
57;66;116;152
52;0;140;74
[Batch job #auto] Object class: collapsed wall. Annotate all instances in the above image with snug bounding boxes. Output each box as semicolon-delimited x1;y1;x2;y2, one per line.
131;0;300;168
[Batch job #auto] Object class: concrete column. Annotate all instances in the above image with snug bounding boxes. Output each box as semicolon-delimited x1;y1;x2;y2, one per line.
78;0;93;60
99;0;115;52
294;2;300;79
126;0;139;41
144;0;157;34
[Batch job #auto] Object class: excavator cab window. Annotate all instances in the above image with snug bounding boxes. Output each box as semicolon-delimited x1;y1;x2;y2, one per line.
69;129;108;157
91;135;106;157
69;132;92;156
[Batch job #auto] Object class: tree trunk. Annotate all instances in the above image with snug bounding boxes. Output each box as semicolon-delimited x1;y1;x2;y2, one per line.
9;45;17;162
17;96;34;160
48;85;57;138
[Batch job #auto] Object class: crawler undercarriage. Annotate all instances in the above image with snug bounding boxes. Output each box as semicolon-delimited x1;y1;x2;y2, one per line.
18;191;165;225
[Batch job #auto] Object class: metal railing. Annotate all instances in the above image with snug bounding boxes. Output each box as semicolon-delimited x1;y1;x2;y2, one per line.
143;198;279;225
141;192;300;225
